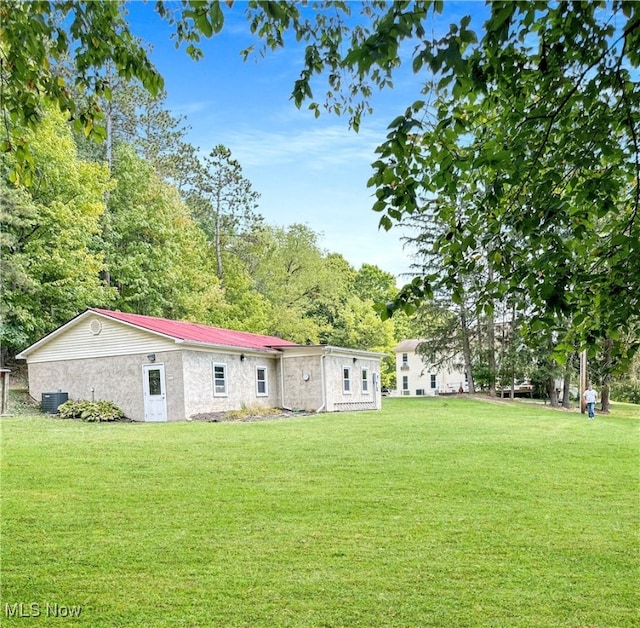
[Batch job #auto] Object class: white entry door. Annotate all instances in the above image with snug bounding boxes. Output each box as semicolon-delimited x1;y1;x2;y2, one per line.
143;364;167;422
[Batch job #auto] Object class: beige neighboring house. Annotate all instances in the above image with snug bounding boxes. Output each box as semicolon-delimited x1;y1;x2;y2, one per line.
394;339;468;396
17;309;385;421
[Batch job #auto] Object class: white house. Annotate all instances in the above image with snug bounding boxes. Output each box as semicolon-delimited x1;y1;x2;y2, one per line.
394;339;468;396
17;309;385;421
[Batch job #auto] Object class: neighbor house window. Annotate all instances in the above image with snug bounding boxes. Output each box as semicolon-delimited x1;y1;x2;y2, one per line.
401;353;409;369
213;363;227;396
402;375;409;393
256;366;268;396
361;368;369;393
430;374;437;389
343;367;351;393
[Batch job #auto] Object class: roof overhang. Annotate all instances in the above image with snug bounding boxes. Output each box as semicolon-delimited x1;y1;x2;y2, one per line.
16;309;386;362
279;345;386;360
176;339;282;356
15;309;290;360
16;310;96;359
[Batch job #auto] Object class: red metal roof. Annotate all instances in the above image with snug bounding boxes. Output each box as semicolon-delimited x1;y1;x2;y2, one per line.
91;309;298;350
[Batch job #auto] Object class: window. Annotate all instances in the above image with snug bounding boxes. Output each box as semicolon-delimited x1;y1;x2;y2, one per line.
401;352;409;370
361;368;369;393
256;366;268;396
430;374;437;389
402;375;409;391
343;367;351;393
148;368;162;395
213;363;227;396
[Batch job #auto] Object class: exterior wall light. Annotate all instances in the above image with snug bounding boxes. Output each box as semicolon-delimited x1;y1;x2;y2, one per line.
147;354;156;362
240;354;246;361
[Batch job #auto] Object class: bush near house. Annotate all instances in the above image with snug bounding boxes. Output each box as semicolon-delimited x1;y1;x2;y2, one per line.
57;399;125;422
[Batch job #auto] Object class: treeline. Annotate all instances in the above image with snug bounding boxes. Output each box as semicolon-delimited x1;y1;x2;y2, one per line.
2;103;639;401
1;97;415;384
2;1;638;405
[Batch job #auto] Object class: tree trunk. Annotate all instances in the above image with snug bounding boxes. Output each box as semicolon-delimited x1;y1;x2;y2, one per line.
101;83;113;287
487;312;496;396
562;356;573;408
460;303;475;394
547;378;559;407
487;261;496;396
510;302;516;400
601;338;613;413
215;187;224;281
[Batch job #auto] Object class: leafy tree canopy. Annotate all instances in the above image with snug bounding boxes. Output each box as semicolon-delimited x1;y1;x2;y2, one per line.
369;2;639;364
0;108;113;352
3;0;638;360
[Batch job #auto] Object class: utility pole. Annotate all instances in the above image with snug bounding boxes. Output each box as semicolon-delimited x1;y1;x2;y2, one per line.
579;349;587;413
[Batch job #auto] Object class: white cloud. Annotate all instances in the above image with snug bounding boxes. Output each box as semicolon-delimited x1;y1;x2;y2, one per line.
193;122;383;169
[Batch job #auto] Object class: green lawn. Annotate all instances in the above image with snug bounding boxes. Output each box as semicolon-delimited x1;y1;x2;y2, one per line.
1;397;638;627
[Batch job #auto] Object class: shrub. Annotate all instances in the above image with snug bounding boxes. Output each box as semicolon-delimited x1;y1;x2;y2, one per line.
224;404;281;421
610;381;640;405
58;399;125;422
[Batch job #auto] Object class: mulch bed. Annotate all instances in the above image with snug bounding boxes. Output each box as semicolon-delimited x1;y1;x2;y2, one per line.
190;409;314;423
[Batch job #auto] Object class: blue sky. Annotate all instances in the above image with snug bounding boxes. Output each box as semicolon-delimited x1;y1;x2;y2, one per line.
125;2;488;284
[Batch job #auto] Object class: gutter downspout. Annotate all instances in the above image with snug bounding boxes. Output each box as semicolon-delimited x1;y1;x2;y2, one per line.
279;351;293;411
316;350;327;413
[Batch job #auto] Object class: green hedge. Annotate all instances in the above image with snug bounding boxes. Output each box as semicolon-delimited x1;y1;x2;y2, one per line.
58;399;125;422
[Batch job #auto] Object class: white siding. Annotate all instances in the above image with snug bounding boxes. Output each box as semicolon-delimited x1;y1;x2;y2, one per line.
394;340;467;396
25;316;177;363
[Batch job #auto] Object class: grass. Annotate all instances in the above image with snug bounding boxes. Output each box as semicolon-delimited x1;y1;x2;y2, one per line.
1;397;638;627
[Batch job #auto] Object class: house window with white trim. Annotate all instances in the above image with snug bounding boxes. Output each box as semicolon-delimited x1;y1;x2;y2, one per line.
343;367;351;393
430;374;437;389
401;353;409;369
402;375;409;395
213;363;227;396
361;368;369;393
256;366;268;396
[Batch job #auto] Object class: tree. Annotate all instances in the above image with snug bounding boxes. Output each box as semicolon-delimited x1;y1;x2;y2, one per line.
4;1;638;359
188;145;261;282
0;109;113;355
399;197;487;394
353;263;398;305
105;144;225;320
410;300;477;395
366;3;639;362
1;1;162;183
316;257;397;352
0;181;40;360
71;76;199;191
233;223;331;343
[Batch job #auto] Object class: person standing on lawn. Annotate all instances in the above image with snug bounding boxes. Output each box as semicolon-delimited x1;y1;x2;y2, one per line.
583;384;598;420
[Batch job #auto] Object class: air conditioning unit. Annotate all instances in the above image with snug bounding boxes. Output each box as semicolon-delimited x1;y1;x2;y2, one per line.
42;392;68;414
